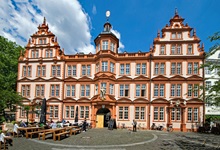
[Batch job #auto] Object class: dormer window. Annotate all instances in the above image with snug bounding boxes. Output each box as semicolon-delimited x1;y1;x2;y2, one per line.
171;32;182;39
160;45;165;55
39;38;46;44
110;42;115;51
31;50;39;58
102;40;108;50
187;44;193;54
46;49;53;58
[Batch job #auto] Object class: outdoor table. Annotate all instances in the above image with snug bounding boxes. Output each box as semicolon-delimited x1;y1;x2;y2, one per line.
18;127;43;138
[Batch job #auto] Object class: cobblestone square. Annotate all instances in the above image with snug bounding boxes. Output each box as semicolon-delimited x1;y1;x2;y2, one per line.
5;129;220;150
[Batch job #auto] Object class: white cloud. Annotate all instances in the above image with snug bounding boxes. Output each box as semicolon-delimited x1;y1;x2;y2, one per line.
111;29;125;52
92;5;97;15
0;0;95;54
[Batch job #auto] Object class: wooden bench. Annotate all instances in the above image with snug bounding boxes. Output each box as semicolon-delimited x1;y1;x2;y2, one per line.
27;129;50;139
54;131;70;141
69;128;81;135
38;130;54;140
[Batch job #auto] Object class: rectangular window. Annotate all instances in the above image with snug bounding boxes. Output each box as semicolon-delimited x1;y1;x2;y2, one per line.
51;65;61;77
171;108;181;121
188;84;193;97
176;84;181;96
142;63;146;75
160;84;164;97
86;85;90;96
136;84;146;97
36;85;44;97
31;50;39;58
171;84;182;97
110;42;114;51
65;106;69;118
160;45;165;54
126;64;130;75
177;63;181;74
188;44;193;54
176;108;181;120
155;63;159;75
154;84;164;97
188;63;192;74
37;65;46;77
50;84;60;97
171;84;175;97
177;45;181;54
46;50;53;58
82;65;86;75
102;40;108;50
154;84;158;97
171;45;175;54
102;61;108;71
66;85;75;97
135;107;145;120
110;62;114;73
81;85;85;97
171;63;176;74
81;85;90;97
177;32;182;39
80;106;89;119
23;66;32;77
109;84;114;95
155;63;165;75
154;107;158;120
136;64;141;75
159;107;164;120
49;105;59;118
171;33;176;39
65;106;75;119
194;62;198;74
136;84;140;97
154;107;164;121
70;106;74;118
119;84;129;97
160;63;165;75
81;65;91;76
194;84;199;97
118;106;129;120
187;108;192;121
120;64;124;75
193;108;198;121
72;65;77;76
21;85;30;97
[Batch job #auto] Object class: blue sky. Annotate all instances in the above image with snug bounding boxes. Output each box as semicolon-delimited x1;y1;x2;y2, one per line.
0;0;219;54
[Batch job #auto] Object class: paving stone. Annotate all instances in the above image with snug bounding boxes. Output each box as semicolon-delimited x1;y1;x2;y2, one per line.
6;128;220;150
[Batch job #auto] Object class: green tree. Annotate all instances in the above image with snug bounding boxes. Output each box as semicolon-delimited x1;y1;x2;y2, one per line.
0;36;24;123
203;31;220;106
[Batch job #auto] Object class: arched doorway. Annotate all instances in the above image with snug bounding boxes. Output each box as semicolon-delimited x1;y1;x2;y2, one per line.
96;108;111;128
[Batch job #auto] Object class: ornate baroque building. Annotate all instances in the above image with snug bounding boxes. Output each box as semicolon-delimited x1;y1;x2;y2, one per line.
16;10;205;131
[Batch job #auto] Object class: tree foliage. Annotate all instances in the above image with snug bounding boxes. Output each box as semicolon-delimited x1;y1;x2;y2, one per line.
0;36;24;122
203;31;220;106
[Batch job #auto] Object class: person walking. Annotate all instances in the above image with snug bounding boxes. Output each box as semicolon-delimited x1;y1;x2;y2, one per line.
132;119;137;132
83;118;87;132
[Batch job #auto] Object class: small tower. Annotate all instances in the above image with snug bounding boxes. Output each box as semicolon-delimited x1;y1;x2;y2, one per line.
94;10;119;54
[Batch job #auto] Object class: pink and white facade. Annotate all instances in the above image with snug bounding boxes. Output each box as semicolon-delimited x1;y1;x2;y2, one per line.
16;11;205;131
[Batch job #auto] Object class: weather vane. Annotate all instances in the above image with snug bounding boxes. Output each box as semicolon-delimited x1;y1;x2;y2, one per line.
106;10;110;22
